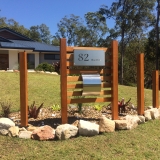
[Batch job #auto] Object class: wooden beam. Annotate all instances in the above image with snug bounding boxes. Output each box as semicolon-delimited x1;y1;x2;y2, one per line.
111;40;118;120
19;51;28;127
152;70;159;108
137;54;144;115
60;38;68;124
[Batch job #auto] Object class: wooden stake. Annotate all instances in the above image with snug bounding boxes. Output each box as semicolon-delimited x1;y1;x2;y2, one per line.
19;51;28;127
60;39;68;124
111;40;118;120
152;70;159;108
137;54;144;115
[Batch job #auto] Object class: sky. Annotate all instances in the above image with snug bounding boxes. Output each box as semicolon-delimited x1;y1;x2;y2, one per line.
0;0;114;36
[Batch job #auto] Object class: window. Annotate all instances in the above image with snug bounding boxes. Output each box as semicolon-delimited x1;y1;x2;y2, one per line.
44;54;60;60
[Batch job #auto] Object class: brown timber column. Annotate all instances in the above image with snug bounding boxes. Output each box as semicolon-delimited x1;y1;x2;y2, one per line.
19;51;28;127
111;40;118;120
152;70;159;108
137;54;144;115
60;38;68;124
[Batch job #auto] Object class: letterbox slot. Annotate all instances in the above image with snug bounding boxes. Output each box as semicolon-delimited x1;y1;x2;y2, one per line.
81;71;101;96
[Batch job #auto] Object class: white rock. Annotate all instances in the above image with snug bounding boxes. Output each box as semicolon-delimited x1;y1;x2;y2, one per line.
138;115;145;124
0;129;8;135
144;110;152;121
78;120;99;136
19;131;32;139
99;116;115;132
114;120;127;130
55;124;78;140
148;108;160;119
8;126;19;137
0;118;15;130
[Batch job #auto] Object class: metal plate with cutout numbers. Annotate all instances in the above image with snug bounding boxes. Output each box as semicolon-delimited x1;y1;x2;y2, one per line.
74;49;105;66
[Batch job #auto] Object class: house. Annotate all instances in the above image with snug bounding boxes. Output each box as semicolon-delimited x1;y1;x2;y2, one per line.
0;27;60;70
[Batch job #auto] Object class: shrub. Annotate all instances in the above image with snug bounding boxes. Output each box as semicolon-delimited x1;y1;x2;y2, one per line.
35;62;55;72
51;104;60;111
52;61;60;74
0;101;11;118
28;101;43;119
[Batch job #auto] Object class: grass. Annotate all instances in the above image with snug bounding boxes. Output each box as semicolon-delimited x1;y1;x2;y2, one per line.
0;72;160;159
0;72;155;113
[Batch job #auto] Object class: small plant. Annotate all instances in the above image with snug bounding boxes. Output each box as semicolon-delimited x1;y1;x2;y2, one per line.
28;101;43;119
93;104;103;111
52;61;60;74
0;101;11;118
51;104;61;111
77;103;83;114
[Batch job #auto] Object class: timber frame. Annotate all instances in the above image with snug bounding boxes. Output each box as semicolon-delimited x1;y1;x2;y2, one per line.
60;38;118;124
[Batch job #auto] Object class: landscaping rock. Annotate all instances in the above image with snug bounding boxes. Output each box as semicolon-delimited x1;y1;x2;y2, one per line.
19;131;32;139
0;129;9;135
0;118;15;129
138;115;145;124
114;120;127;130
125;115;139;130
27;126;38;132
144;110;152;121
8;126;19;137
78;120;99;136
55;124;78;140
148;108;160;119
99;116;115;132
32;125;55;140
72;120;79;127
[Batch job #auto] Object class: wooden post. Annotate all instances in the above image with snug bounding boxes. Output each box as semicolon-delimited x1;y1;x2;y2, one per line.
152;70;159;108
60;38;68;124
111;40;118;120
137;54;144;115
19;51;28;127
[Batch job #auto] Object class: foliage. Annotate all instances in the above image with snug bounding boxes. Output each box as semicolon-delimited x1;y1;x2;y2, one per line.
54;13;108;47
99;0;156;84
93;104;103;111
77;103;83;114
0;101;11;118
28;101;43;119
51;104;60;111
52;61;60;74
29;23;52;44
35;62;55;72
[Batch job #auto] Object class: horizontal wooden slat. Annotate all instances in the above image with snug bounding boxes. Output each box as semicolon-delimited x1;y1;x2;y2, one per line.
67;97;112;104
67;82;112;89
67;90;112;96
67;69;112;74
67;47;111;53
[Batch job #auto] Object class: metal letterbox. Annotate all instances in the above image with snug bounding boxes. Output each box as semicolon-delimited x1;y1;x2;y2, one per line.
81;72;101;96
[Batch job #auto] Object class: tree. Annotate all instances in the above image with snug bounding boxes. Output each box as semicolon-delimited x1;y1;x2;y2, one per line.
53;13;108;47
99;0;156;84
54;14;84;46
29;24;52;44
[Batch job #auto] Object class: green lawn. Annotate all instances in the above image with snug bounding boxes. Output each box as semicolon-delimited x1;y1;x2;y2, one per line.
0;72;160;160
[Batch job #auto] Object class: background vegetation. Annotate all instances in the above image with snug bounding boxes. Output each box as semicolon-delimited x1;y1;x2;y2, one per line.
1;0;159;88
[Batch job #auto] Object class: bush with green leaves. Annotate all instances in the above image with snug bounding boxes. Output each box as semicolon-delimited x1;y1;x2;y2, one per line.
0;101;12;118
35;62;55;72
51;104;60;111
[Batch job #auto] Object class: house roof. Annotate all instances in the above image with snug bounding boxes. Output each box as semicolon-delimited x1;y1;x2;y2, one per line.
0;28;60;52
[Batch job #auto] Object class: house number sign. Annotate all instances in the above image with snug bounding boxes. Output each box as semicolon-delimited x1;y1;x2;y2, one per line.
74;49;105;66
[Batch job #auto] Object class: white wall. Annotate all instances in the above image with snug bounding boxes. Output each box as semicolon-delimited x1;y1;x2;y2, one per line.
8;50;18;70
34;52;39;68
